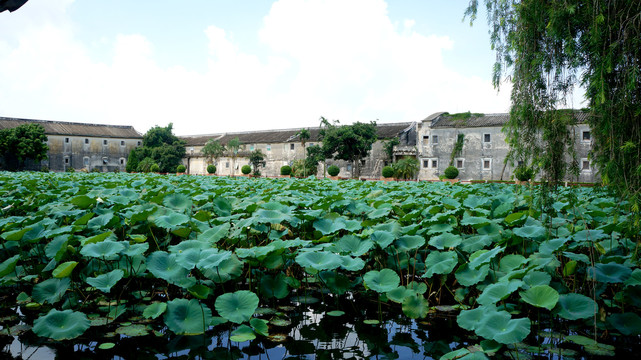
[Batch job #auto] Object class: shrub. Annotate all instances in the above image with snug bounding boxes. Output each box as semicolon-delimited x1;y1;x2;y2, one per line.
280;165;292;176
444;166;459;179
291;158;318;178
137;157;155;173
207;164;216;174
91;168;101;173
514;165;534;181
40;166;49;172
327;165;340;177
241;165;252;175
392;157;419;180
150;163;160;173
66;167;75;173
381;166;394;178
176;164;186;173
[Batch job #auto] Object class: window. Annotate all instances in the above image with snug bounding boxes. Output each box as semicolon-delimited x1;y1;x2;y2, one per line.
581;159;591;171
432;135;439;144
309;143;314;147
431;159;438;168
226;162;230;168
83;157;89;166
582;130;591;141
266;144;271;151
137;141;142;146
120;158;125;165
483;158;492;170
120;140;125;146
65;137;70;143
64;157;70;165
484;133;491;143
84;138;89;144
103;139;108;146
290;143;295;151
456;159;464;169
102;157;108;165
423;135;429;141
423;160;429;168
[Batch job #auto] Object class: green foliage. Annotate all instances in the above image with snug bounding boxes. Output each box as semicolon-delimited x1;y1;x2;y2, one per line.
514;165;534;181
381;166;394;178
241;165;251;175
65;166;75;173
248;149;264;176
383;137;400;160
150;163;160;173
280;165;292;176
450;133;465;166
136;157;154;173
136;124;186;173
202;139;225;165
207;164;216;174
176;164;186;173
0;123;48;170
327;165;340;176
126;148;139;173
320;120;377;178
392;157;419;180
444;166;459;179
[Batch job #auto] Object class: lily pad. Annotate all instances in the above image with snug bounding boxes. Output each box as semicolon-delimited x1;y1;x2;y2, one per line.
215;290;260;324
230;324;256;342
423;251;458;278
363;269;400;293
32;309;90;340
86;269;125;293
32;278;70;304
555;293;597;320
164;298;212;335
519;285;559;310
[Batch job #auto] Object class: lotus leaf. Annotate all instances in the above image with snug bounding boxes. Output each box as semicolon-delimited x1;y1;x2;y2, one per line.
143;302;167;319
250;318;269;336
499;255;526;272
588;263;632;283
459;234;493;253
52;261;78;278
295;251;342;271
477;280;523;306
469;247;504;269
428;233;461;250
32;309;90;340
625;269;641;287
86;269;125;293
81;231;116;246
203;255;244;283
123;242;149;257
607;313;641;336
522;271;552;287
87;212;115;229
460;214;491;228
44;235;69;260
539;238;569;255
455;263;490;286
32;278;70;304
115;324;150;337
0;254;20;277
215;290;259;324
555;293;597;320
396;235;426;252
363;269;400;293
80;240;125;260
339;255;365;271
513;225;546;241
370;230;395;249
146;251;194;288
230;324;256;342
153;212;190;230
319;271;352;295
163;193;193;212
402;294;429;319
327;310;345;317
71;195;96;209
197;223;231;244
422;251;458;278
334;235;373;256
260;273;289;299
164;298;212;335
519;285;559;310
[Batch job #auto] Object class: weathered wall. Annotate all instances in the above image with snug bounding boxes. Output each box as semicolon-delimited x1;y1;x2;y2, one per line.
44;135;141;172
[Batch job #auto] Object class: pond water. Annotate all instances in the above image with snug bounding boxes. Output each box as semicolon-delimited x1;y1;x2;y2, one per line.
3;295;640;359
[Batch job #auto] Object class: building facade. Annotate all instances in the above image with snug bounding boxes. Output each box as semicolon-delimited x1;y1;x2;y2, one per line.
0;117;142;172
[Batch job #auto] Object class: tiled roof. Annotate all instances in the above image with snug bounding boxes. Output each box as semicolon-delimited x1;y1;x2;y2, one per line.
431;111;589;128
180;122;414;146
0;117;142;138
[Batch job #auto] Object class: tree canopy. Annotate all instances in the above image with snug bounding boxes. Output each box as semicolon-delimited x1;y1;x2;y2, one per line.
0;123;48;170
466;0;641;224
129;123;185;173
201;139;225;166
320;119;377;178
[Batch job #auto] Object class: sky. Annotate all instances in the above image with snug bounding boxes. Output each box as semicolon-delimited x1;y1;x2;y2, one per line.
0;0;529;136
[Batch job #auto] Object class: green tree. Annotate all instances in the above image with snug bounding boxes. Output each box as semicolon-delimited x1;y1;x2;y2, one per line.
248;149;265;176
201;139;225;167
0;123;48;170
126;148;140;173
320;120;377;178
383;137;400;162
297;128;311;176
139;123;186;173
226;137;241;177
466;1;641;224
392;157;419;180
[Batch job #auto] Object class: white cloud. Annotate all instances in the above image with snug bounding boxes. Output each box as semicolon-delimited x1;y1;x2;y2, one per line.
0;0;511;136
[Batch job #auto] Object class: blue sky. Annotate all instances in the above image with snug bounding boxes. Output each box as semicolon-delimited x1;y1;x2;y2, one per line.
0;0;517;135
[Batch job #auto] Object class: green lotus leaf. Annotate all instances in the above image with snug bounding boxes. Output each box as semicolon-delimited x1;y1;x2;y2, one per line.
215;290;260;324
33;309;90;340
370;231;395;249
254;208;292;224
313;216;361;235
164;298;212;335
230;324;256;342
0;254;20;277
123;243;149;257
455;263;490;286
80;240;125;260
99;343;115;350
339;255;365;271
499;255;527;272
260;273;289;299
32;278;70;304
327;310;345;317
519;285;559;310
460;214;491;228
491;317;531;344
469;246;504;269
143;302;167;319
163;193;193;212
334;235;373;256
295;251;342;271
607;312;641;336
457;306;501;331
71;195;96;209
504;212;526;225
115;324;150;337
513;225;546;241
188;284;213;299
203;255;244;283
396;235;426;252
175;248;205;270
80;231;116;246
573;229;608;242
563;251;590;263
2;227;31;242
319;271;352;295
146;251;194;288
402;294;429;319
87;212;115;229
477;280;522;306
423;251;458;278
588;263;632;283
153;212;190;230
539;238;568;255
363;269;400;293
555;293;597;320
459;234;493;253
428;233;461;250
250;317;269;336
52;261;78;278
368;207;391;219
197;223;231;244
625;269;641;287
86;269;125;293
441;348;470;360
169;240;210;253
386;286;414;303
45;235;69;260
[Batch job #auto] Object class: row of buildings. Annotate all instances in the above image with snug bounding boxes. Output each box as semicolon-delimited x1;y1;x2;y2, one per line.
0;112;597;182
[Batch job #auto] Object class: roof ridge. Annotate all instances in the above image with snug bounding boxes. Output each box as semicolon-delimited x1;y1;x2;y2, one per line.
0;116;136;129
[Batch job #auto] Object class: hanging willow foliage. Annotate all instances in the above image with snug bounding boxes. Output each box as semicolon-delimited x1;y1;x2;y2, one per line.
466;0;641;229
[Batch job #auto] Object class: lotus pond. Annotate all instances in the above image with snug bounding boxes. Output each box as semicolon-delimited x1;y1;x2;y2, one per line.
1;172;640;359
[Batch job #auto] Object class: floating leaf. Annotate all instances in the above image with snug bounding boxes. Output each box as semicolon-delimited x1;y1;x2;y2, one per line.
164;298;212;335
250;318;269;336
143;302;167;319
215;290;259;324
115;324;150;337
230;324;256;342
32;309;90;340
32;278;70;304
98;343;115;350
402;294;429;319
327;310;345;317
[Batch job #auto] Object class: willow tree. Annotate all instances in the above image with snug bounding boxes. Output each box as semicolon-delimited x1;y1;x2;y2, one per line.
466;0;641;223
